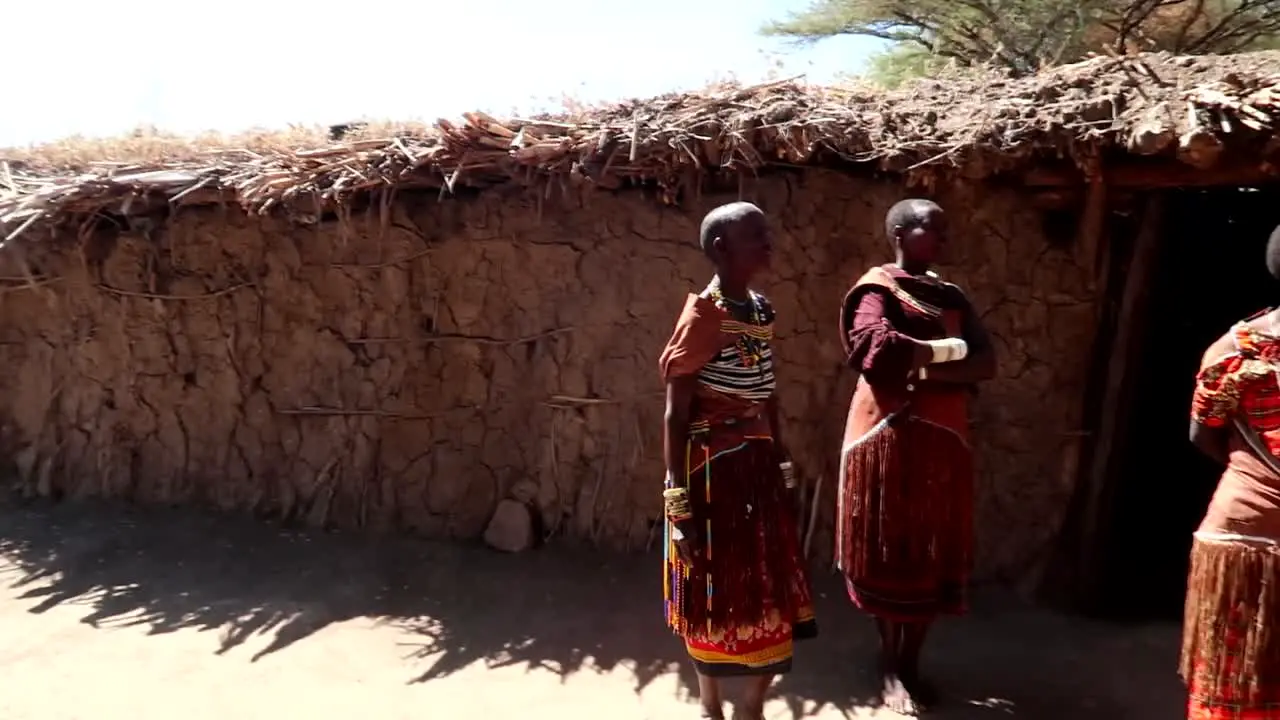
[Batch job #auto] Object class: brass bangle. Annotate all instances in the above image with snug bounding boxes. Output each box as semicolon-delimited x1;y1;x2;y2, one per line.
665;499;692;513
663;487;693;522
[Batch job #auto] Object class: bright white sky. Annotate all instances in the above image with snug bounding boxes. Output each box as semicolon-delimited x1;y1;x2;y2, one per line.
1;0;883;147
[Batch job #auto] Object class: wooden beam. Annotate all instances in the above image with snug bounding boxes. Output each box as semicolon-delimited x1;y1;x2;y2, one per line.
1025;162;1280;189
1037;176;1109;608
1076;174;1108;279
1074;194;1164;606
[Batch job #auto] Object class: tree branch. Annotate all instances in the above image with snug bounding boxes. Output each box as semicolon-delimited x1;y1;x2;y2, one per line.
1186;0;1280;53
759;0;1280;84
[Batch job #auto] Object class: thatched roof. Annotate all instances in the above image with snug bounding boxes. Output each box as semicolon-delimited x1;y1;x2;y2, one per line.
3;50;1280;244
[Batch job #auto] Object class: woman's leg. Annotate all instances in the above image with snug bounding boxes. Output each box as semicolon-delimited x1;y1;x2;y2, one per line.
737;674;775;719
900;620;937;705
696;672;725;719
877;618;920;715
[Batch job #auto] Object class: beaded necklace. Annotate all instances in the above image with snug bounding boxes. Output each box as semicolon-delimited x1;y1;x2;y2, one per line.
708;276;766;372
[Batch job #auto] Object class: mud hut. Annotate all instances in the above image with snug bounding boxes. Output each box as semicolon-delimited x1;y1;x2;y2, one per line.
2;51;1279;614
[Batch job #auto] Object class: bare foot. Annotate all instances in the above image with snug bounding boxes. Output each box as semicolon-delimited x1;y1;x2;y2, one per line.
699;706;725;720
880;673;920;716
902;673;937;709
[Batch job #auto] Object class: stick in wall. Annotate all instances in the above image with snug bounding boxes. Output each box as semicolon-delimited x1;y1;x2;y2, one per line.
804;474;822;560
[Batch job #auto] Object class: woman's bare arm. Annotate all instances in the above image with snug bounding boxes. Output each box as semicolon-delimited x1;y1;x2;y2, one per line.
764;391;781;438
1190;420;1229;466
664;376;696;482
663;376;698;558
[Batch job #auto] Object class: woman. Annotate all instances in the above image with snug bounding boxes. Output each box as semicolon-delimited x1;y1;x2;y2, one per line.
659;201;817;720
1183;225;1280;720
836;198;996;715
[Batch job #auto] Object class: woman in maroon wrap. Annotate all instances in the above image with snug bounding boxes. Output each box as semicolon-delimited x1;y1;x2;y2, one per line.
836;199;996;715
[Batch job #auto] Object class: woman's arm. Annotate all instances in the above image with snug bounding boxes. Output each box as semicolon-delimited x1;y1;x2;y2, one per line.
766;395;785;450
1188;337;1240;466
663;376;696;483
1189;420;1229;465
663;376;699;561
844;289;932;387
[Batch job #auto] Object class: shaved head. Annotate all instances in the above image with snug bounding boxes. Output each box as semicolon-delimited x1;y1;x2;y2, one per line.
885;198;942;242
700;202;764;259
1268;224;1280;281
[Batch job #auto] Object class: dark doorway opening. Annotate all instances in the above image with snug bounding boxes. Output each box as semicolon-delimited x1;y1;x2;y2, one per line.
1095;187;1280;620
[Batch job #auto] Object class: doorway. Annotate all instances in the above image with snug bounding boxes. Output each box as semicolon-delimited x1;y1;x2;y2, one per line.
1094;186;1280;620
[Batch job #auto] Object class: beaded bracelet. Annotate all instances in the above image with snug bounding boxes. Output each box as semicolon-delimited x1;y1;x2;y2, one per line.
780;461;797;489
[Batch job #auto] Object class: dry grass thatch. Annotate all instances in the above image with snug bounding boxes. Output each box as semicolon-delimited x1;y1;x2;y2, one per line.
3;50;1280;245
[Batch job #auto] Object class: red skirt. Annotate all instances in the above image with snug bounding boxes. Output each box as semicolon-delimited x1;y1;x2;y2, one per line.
1182;534;1280;720
664;436;817;676
836;413;973;621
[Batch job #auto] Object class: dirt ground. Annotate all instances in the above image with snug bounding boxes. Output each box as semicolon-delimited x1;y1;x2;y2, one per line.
0;500;1183;720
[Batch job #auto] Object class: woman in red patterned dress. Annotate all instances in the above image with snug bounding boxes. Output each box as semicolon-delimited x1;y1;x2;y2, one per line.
1183;226;1280;720
659;202;816;720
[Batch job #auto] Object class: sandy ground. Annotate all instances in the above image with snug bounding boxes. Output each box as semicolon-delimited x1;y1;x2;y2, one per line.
0;500;1184;720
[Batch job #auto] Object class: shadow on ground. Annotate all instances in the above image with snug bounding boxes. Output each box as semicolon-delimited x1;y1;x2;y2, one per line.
0;499;1183;718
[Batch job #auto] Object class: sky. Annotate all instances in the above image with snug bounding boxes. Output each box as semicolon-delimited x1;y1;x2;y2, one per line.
1;0;884;147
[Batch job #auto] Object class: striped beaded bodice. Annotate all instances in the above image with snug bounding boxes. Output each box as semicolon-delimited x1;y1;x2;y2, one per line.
696;287;777;403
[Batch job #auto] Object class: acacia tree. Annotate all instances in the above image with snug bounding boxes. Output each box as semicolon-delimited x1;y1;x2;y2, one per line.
763;0;1280;83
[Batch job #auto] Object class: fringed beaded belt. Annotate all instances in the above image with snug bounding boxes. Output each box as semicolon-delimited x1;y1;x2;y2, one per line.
688;406;763;435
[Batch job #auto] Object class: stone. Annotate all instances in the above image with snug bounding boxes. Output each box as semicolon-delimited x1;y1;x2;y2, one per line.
509;479;539;505
483;499;534;553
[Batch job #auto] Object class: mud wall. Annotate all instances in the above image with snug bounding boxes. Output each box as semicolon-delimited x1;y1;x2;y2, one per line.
0;170;1099;581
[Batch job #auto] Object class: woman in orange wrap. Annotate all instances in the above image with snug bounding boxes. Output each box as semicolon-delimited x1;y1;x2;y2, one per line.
1183;225;1280;720
659;202;817;720
837;199;996;715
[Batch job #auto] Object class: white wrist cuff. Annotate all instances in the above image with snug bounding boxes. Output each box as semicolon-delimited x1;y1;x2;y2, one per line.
926;338;968;364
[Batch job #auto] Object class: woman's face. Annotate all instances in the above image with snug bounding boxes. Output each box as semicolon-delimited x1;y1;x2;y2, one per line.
719;213;774;280
898;208;948;267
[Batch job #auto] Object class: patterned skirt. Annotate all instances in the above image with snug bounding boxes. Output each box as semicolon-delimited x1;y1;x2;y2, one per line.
664;436;817;676
837;413;973;620
1182;532;1280;720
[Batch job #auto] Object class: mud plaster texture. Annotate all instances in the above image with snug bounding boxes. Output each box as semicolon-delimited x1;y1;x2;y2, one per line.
0;170;1099;581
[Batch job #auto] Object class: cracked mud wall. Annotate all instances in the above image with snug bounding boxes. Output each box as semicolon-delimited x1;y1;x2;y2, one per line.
0;170;1099;581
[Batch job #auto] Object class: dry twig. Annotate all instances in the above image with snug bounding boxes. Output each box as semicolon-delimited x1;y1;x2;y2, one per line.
276;407;436;419
96;281;253;301
348;326;574;346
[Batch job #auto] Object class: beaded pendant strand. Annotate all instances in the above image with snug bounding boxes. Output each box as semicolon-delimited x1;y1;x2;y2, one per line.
708;276;767;375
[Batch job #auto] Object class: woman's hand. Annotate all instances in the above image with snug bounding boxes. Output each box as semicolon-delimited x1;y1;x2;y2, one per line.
663;376;697;565
775;443;795;483
908;339;935;370
671;521;700;565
